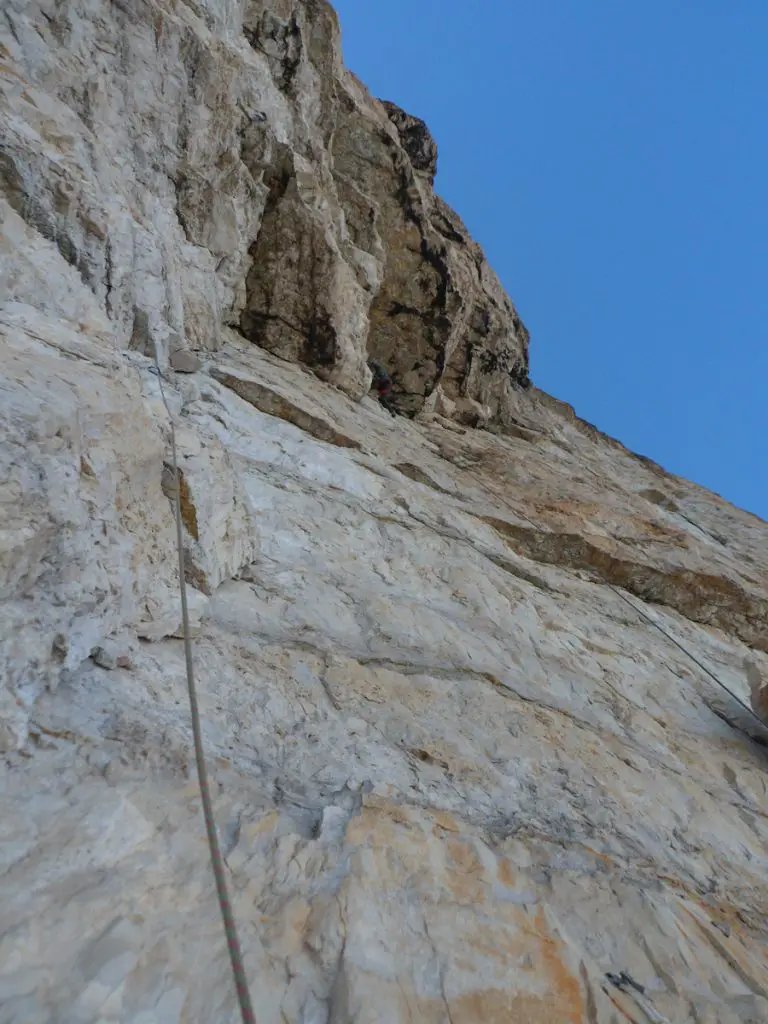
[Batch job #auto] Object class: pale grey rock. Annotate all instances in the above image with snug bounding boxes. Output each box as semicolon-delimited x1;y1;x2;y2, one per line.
90;638;135;672
745;655;768;721
128;308;152;357
91;644;118;670
4;330;768;1021
1;0;529;413
2;2;768;1023
0;689;29;753
169;348;203;374
166;586;210;639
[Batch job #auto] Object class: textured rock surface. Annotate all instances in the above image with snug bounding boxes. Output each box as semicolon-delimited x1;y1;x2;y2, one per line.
0;0;527;413
746;657;768;721
2;3;768;1023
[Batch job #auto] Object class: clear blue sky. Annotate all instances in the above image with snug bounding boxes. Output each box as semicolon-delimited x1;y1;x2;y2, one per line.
333;1;767;520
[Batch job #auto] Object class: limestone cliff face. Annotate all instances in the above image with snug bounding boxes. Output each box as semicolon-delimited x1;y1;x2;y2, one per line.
2;3;768;1023
0;0;528;420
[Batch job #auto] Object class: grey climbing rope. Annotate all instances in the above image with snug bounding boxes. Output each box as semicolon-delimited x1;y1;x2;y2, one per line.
152;358;257;1024
471;470;768;738
606;584;768;736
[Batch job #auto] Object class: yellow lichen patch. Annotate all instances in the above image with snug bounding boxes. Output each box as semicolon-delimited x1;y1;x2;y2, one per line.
177;471;199;541
243;810;281;840
160;463;199;540
436;907;586;1022
497;856;523;890
442;837;489;906
532;908;586;1024
356;793;422;830
449;985;583;1024
336;971;586;1024
431;810;462;834
260;897;313;958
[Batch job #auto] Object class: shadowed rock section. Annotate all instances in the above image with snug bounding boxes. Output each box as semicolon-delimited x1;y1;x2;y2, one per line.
234;1;531;418
380;101;438;179
331;90;531;420
211;365;362;449
483;515;768;652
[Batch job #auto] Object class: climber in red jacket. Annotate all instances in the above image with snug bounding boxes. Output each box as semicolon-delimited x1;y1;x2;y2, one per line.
368;360;397;416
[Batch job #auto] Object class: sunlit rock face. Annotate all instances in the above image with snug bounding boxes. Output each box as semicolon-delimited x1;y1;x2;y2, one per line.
2;3;768;1022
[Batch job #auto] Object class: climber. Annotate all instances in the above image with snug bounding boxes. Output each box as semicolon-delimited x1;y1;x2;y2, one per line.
368;360;398;417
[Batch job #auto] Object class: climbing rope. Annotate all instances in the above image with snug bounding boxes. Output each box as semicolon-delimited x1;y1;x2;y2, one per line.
486;484;768;739
148;359;760;1023
606;584;768;737
450;445;765;737
152;358;257;1024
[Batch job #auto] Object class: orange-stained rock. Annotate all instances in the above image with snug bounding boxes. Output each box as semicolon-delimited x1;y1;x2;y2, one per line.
2;0;768;1020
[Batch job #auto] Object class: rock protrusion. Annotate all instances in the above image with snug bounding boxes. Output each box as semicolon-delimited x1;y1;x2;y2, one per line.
169;348;202;374
746;656;768;720
211;366;362;449
380;100;438;181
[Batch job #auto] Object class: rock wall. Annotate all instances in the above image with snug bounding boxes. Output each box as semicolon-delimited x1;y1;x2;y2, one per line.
1;0;528;418
2;2;768;1023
